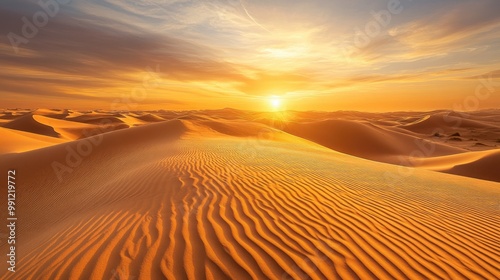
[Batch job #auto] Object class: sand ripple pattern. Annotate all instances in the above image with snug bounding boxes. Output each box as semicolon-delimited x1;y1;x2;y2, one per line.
2;138;499;280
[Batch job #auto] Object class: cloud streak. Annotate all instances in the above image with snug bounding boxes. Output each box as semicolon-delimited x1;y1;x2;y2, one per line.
0;0;499;110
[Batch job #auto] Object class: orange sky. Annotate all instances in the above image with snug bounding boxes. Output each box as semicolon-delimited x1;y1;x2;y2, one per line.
0;0;499;111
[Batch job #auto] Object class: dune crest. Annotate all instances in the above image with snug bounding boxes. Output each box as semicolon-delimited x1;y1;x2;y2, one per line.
0;127;67;154
284;119;465;164
2;113;61;138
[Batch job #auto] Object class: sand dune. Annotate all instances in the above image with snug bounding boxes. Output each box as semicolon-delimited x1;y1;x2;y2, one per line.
0;112;27;121
1;115;499;279
0;109;32;117
66;116;129;126
116;115;148;127
199;119;278;138
32;108;69;118
1;109;499;279
0;127;67;154
32;115;103;140
132;113;167;123
400;112;500;134
412;149;500;182
445;151;500;182
0;112;130;142
284;119;465;164
64;112;129;126
65;110;86;119
1;108;499;176
1;113;62;138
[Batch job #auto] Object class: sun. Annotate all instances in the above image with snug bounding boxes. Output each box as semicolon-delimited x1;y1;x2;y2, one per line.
269;96;282;111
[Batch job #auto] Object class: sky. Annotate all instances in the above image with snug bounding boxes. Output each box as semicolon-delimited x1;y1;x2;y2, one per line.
1;0;499;111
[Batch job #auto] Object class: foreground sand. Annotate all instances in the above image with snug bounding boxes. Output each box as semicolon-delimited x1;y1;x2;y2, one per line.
0;110;499;279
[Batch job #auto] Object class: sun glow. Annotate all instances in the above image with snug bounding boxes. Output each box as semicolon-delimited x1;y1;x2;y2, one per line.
269;96;282;111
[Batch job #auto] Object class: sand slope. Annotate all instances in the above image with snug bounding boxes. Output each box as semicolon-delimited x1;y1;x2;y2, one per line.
32;115;104;140
400;111;500;134
1;119;499;280
0;127;67;154
442;150;500;182
1;113;61;138
284;119;465;164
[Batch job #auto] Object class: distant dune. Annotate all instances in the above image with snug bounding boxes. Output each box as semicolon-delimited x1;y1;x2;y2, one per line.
0;109;499;279
0;127;67;154
284;119;465;164
399;111;500;134
2;113;62;138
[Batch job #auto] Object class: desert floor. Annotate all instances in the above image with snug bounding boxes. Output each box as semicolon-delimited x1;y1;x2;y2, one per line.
1;108;499;279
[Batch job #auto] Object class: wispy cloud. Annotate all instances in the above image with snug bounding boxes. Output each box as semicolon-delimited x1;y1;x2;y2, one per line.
0;0;499;110
354;0;500;62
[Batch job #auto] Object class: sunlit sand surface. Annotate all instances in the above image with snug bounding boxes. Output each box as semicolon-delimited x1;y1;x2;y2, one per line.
0;109;499;279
